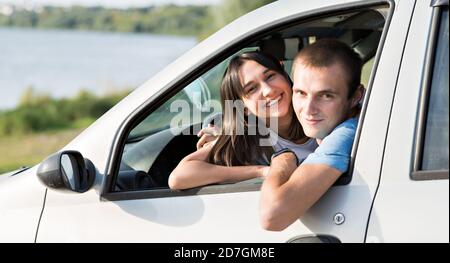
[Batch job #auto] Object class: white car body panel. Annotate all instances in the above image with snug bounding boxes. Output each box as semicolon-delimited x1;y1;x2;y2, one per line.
0;166;45;242
366;0;450;242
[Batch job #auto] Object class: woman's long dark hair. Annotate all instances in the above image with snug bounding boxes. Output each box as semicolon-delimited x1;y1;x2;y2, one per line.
207;51;306;166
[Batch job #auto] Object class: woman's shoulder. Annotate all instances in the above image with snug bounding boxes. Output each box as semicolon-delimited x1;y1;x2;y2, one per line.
275;136;317;149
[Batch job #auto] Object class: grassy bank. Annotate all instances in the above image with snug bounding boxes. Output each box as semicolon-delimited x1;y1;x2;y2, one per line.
0;128;84;174
0;88;128;136
0;88;127;174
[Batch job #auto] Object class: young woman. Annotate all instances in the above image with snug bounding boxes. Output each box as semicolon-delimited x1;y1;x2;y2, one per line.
168;51;317;190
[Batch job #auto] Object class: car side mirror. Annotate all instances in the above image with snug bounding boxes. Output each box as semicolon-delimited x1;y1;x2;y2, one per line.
37;150;96;193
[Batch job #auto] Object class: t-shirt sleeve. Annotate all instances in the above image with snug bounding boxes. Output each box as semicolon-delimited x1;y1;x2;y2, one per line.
302;118;357;173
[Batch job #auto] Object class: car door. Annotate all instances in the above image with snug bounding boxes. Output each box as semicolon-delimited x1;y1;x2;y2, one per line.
36;0;415;243
366;0;449;242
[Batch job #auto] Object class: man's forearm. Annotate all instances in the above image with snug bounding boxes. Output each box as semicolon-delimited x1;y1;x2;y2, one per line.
260;163;343;231
259;153;298;231
260;167;293;231
265;164;292;187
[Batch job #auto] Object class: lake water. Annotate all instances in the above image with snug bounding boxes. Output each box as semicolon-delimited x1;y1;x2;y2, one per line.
0;27;197;110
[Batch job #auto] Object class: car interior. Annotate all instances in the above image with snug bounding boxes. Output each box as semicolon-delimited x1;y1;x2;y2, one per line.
114;6;388;192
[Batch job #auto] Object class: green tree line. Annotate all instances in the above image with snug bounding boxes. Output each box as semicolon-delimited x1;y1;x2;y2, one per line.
0;5;209;36
0;88;130;136
0;0;276;38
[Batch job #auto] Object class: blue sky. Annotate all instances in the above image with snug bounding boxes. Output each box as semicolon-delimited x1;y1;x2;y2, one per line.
0;0;221;8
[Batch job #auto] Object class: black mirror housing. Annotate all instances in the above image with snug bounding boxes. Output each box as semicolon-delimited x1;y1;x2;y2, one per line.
37;150;96;193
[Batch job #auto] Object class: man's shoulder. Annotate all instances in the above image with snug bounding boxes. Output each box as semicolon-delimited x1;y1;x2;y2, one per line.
333;117;358;133
313;117;358;155
301;118;358;173
326;117;358;141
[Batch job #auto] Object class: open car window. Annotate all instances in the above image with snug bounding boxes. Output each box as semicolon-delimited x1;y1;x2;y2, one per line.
109;4;390;197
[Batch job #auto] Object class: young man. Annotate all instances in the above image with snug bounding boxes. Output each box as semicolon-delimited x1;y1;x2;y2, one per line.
259;39;365;231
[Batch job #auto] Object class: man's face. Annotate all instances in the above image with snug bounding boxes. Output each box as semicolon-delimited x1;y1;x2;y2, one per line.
292;60;357;143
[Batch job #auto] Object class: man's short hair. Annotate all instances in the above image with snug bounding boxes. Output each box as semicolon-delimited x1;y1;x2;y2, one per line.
293;39;363;98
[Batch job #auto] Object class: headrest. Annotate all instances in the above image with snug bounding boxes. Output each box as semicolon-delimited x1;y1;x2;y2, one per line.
259;38;286;60
259;37;303;60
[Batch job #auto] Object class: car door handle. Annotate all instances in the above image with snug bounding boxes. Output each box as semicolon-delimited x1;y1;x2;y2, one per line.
287;235;341;243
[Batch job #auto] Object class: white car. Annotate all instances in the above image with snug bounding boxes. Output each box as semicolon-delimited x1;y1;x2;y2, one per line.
0;0;448;243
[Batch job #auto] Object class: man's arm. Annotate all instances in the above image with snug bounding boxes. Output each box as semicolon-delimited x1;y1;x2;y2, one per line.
259;152;342;231
260;118;358;231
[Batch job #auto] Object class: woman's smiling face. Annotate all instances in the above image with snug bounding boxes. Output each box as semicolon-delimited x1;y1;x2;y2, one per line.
239;60;293;123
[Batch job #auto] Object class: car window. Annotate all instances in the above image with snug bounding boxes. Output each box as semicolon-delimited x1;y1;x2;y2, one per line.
421;7;449;171
109;4;390;197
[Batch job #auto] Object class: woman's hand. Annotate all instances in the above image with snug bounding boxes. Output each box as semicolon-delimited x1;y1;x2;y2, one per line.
196;124;220;149
260;166;271;178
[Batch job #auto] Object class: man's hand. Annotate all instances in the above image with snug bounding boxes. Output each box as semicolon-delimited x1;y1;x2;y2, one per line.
196;124;220;149
269;151;298;178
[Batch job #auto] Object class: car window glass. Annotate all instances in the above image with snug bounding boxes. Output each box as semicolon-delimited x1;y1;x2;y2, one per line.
421;7;449;171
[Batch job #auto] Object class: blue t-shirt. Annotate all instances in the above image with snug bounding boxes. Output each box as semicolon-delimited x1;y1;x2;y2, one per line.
302;118;358;173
